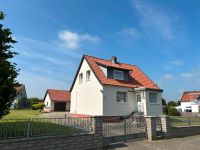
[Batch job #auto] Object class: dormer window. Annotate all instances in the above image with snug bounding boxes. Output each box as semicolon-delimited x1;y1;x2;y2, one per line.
113;70;123;80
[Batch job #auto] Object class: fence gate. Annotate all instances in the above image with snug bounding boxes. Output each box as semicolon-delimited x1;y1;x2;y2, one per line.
103;116;147;146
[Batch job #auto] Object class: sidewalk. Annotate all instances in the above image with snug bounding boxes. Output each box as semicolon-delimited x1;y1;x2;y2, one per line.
105;135;200;150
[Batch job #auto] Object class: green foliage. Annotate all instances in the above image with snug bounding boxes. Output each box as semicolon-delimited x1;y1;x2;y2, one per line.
168;107;180;116
0;11;19;118
162;98;168;115
177;100;181;106
26;98;42;108
168;101;177;107
32;102;45;110
162;98;167;106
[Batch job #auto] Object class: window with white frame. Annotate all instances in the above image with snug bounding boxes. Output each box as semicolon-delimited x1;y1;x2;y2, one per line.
113;70;123;80
46;102;48;106
86;70;91;81
149;93;157;103
117;92;127;103
79;73;83;83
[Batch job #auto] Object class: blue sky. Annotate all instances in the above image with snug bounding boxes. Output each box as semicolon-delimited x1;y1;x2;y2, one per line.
1;0;200;100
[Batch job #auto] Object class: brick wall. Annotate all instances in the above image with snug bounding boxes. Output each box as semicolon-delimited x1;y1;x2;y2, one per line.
0;117;103;150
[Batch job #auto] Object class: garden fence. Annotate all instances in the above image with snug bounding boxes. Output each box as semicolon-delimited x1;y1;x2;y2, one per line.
170;116;200;127
0;117;92;140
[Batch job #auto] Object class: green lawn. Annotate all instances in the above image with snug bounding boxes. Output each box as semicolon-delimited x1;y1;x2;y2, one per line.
0;110;84;139
0;120;77;139
2;109;42;119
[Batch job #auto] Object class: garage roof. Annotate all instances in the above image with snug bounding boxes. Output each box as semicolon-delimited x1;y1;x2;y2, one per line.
46;89;70;102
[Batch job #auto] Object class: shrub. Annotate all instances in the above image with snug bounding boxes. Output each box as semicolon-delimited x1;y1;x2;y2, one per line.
32;102;45;110
168;107;180;116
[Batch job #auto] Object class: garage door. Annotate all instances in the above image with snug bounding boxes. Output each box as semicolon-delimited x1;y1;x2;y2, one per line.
54;102;66;111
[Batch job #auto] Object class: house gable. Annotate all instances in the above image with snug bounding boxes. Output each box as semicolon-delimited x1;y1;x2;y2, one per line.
70;58;103;115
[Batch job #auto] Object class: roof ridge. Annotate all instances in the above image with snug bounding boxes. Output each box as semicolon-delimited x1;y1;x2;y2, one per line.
47;89;70;92
84;54;137;67
183;91;200;93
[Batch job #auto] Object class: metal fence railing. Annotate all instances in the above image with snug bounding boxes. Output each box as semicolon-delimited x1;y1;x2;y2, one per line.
103;116;146;137
170;116;200;127
0;117;92;140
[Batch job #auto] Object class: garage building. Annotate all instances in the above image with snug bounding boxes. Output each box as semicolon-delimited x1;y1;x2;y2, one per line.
43;89;70;112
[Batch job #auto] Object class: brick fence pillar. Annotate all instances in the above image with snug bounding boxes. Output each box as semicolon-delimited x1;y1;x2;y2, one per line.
145;116;157;141
92;116;103;149
160;115;170;138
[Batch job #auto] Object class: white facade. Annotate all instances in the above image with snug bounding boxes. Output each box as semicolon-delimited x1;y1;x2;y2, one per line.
44;93;54;111
70;58;163;116
70;59;103;115
180;101;200;113
44;93;71;112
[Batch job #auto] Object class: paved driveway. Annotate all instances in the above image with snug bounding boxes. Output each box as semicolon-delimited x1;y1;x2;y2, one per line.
39;112;70;118
105;135;200;150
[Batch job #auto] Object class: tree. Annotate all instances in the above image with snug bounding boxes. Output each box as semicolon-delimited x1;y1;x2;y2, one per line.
0;11;19;118
167;100;177;107
162;98;168;114
168;107;180;116
176;100;181;106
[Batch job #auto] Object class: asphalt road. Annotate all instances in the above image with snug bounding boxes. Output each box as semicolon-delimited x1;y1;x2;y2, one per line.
105;135;200;150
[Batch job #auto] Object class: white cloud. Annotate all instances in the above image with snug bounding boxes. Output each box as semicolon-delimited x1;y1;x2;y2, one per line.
163;74;174;81
58;30;100;49
132;0;178;40
17;70;68;98
180;72;194;78
171;60;184;66
20;50;73;67
121;28;141;38
163;59;184;70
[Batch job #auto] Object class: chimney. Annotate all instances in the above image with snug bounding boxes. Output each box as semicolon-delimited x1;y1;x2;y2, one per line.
111;56;117;64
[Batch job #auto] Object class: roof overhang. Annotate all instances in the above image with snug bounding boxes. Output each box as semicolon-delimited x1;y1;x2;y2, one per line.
129;87;163;93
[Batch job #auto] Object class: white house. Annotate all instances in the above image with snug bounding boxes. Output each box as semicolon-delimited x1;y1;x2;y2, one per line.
70;55;163;116
178;91;200;113
11;84;27;109
43;89;70;112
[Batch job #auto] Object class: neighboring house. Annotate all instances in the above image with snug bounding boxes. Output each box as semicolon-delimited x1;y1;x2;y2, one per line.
43;89;70;112
70;55;163;116
10;84;27;109
178;91;200;113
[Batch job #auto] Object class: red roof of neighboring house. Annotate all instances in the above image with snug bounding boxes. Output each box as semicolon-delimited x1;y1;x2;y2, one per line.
70;55;161;91
15;84;25;94
181;91;200;102
47;89;70;102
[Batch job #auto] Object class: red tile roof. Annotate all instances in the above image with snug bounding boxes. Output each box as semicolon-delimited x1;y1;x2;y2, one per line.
47;89;70;102
181;91;200;102
84;55;160;90
15;84;25;94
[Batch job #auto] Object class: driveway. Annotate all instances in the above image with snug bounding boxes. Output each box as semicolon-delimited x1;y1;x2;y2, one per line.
39;112;70;118
105;135;200;150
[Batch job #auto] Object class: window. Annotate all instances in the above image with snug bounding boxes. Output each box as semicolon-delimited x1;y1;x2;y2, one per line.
113;70;123;80
136;94;141;102
46;102;48;106
79;73;83;83
86;70;91;81
117;92;127;103
149;93;157;103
